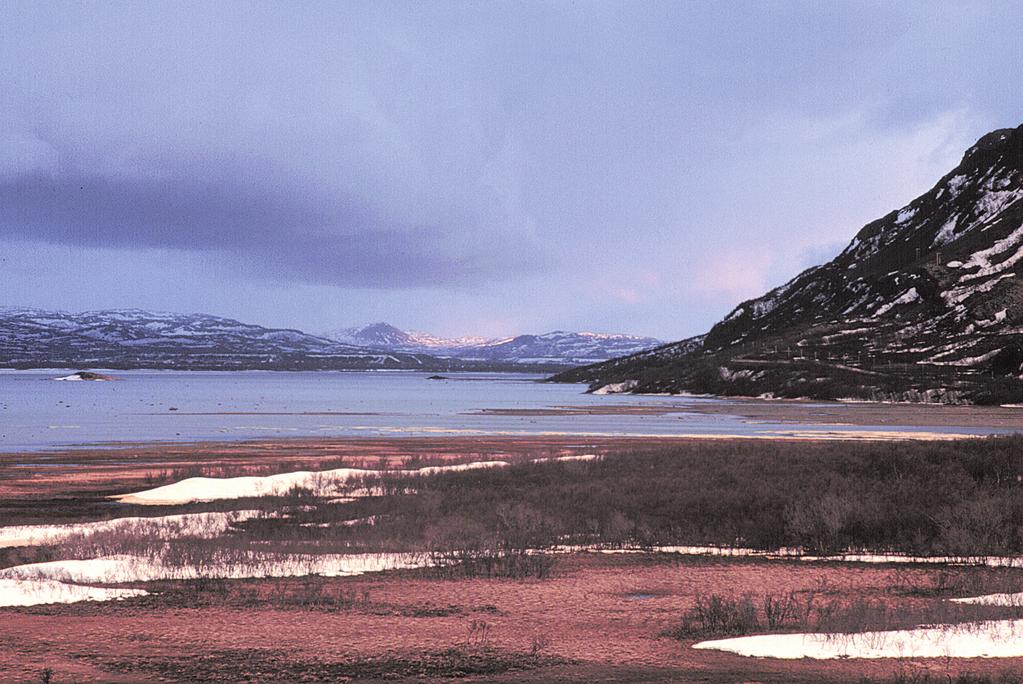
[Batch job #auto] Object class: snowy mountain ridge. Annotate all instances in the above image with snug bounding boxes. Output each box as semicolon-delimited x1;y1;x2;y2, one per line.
323;323;662;365
0;308;433;370
0;309;659;371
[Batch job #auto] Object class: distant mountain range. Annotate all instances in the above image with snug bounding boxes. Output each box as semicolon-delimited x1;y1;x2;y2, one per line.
555;124;1023;404
323;322;662;365
0;308;660;371
0;307;434;370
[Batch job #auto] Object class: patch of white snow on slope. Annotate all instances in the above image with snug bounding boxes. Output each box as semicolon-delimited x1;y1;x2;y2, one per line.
693;619;1023;659
116;455;595;506
573;544;1023;567
592;380;638;395
0;552;428;584
896;206;918;225
954;593;1023;607
932;216;959;246
0;510;262;548
942;272;1015;306
541;454;600;463
924;349;1001;367
872;288;920;317
959;224;1023;282
0;578;146;607
116;461;509;505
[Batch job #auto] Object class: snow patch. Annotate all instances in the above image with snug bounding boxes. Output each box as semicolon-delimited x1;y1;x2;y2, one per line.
958;224;1023;283
116;461;509;505
924;349;1000;367
117;455;597;506
942;273;1015;306
0;510;262;548
954;593;1023;607
932;216;958;246
0;552;428;585
0;578;147;607
592;380;638;395
947;174;970;196
723;307;745;322
895;207;918;225
693;620;1023;659
872;288;920;318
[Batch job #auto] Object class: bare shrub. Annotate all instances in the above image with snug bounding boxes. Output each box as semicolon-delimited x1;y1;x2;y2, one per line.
465;619;491;647
762;591;803;629
669;594;761;638
530;634;551;661
784;492;858;554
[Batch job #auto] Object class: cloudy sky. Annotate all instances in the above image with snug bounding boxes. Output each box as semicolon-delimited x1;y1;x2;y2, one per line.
2;1;1022;339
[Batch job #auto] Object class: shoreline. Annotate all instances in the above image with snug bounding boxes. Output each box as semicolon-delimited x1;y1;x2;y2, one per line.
478;394;1023;429
8;395;1021;455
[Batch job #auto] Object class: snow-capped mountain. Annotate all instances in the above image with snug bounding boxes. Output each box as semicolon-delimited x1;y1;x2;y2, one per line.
322;322;497;350
555;124;1023;403
0;308;435;370
463;331;664;365
322;323;421;349
323;324;662;365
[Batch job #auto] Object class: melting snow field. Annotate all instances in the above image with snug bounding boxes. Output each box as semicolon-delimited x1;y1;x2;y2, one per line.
0;578;147;607
0;552;429;585
115;455;597;505
693;620;1023;659
0;457;599;606
0;510;262;548
580;544;1023;568
954;593;1023;607
0;553;427;608
115;461;510;504
10;453;1023;654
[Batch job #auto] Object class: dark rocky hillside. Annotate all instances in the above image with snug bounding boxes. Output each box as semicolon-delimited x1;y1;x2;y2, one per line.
555;124;1023;404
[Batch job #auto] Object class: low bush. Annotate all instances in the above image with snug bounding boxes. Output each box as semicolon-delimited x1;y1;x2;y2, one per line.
667;594;762;638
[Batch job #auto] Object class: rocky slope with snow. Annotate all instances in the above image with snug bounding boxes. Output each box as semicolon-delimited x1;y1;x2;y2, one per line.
324;323;662;366
0;308;436;370
555;124;1023;403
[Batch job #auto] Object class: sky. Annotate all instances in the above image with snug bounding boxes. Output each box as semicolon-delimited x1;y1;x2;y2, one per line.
2;1;1022;340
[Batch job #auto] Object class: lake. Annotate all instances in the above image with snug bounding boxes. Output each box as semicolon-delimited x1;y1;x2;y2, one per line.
0;370;1010;451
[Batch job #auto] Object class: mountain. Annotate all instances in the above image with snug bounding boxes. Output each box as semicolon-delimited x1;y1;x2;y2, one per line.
323;322;495;351
324;323;422;349
0;308;437;370
462;331;664;365
554;124;1023;404
323;324;662;365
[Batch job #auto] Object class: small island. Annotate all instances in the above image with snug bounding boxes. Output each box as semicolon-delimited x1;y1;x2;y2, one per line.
53;371;115;382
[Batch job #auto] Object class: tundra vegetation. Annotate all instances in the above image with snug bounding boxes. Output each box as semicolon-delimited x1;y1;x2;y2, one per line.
9;437;1023;682
325;435;1023;560
9;436;1023;580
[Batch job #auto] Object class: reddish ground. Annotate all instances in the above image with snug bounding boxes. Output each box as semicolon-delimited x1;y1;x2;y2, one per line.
3;554;1023;682
5;436;1023;682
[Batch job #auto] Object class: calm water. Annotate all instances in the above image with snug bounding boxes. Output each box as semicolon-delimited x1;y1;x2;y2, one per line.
0;370;1007;451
